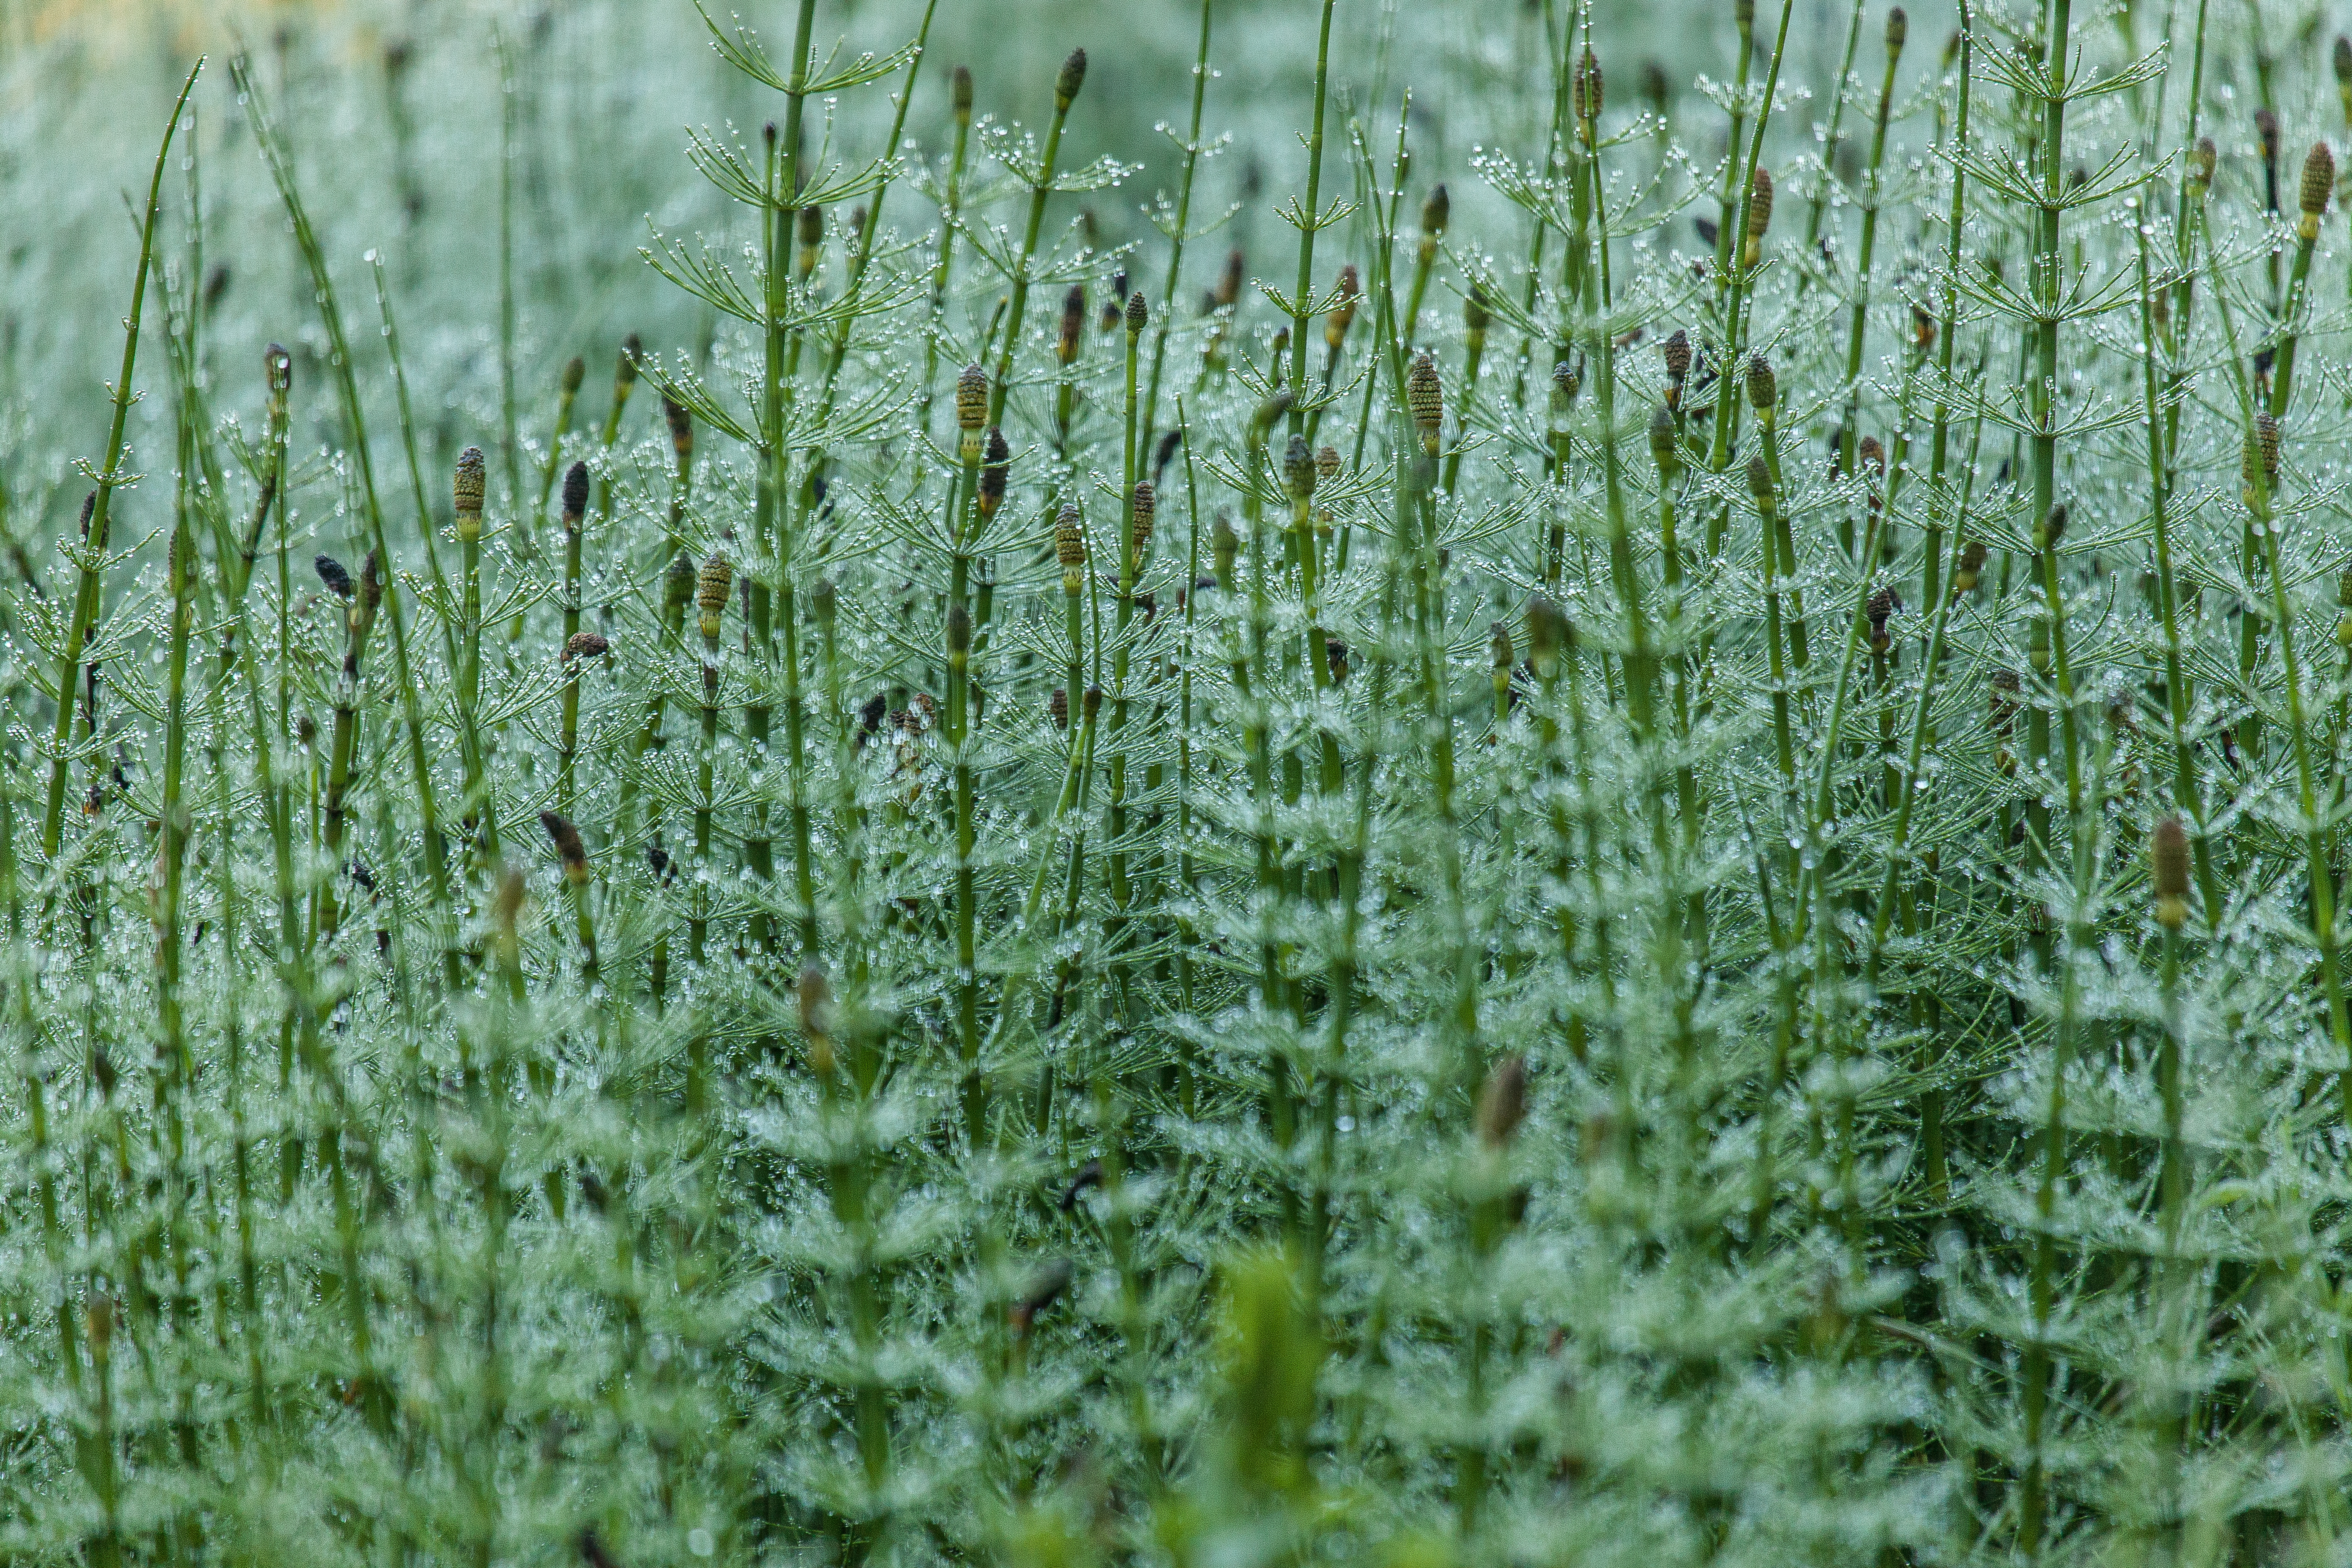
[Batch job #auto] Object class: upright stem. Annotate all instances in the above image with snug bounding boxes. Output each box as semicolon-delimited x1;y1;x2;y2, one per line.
1284;0;1341;427
1141;0;1216;461
2134;211;2222;924
986;58;1083;428
242;59;460;988
42;65;198;862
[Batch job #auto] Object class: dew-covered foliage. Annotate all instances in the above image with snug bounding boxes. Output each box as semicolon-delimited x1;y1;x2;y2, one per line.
8;0;2352;1562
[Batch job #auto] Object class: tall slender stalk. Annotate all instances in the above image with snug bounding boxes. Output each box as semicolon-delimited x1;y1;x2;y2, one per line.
1702;0;1799;498
2242;429;2352;1112
1283;0;1342;428
1803;0;1872;267
2133;209;2222;924
41;64;197;863
557;462;591;811
495;23;523;518
1140;0;1216;461
2266;142;2331;418
988;50;1089;428
1834;11;1907;534
240;56;459;986
920;67;976;441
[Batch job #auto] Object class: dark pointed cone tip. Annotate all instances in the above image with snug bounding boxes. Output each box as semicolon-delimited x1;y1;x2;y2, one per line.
1866;593;1900;655
980;450;1009;513
539;810;586;868
1663;328;1691;380
494;864;527;925
2153;817;2190;926
454;447;487;513
696;553;734;615
1284;433;1316;498
562;461;591;519
797;963;833;1038
1477;1055;1528;1147
2303;142;2334;216
956;363;988;429
1574;51;1602;122
1527;595;1563;660
1463;282;1492;331
2153;818;2190;897
1649;405;1677;464
1408;353;1444;428
1216;247;1245;305
315;554;354;599
1013;1257;1073;1326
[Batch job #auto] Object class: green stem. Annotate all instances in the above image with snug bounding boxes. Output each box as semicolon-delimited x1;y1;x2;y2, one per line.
1141;0;1216;461
41;64;198;863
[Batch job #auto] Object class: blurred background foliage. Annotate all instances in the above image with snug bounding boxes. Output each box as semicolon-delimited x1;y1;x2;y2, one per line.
0;0;1914;536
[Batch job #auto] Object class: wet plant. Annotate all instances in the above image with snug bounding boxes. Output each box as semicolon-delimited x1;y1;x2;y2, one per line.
9;0;2352;1565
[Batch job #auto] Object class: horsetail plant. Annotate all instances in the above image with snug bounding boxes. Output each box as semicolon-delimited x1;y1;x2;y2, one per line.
15;4;2352;1563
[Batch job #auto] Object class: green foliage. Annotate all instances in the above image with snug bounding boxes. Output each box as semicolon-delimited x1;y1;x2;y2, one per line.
8;0;2352;1563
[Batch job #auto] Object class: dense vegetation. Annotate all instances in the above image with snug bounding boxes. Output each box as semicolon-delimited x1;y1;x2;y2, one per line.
8;0;2352;1561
